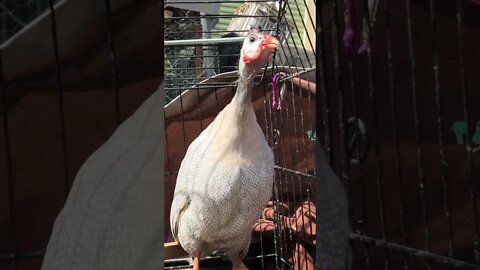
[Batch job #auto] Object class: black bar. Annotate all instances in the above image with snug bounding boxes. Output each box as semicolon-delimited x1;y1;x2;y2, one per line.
382;0;409;267
48;0;70;196
455;0;480;262
330;0;349;176
346;61;366;225
363;242;372;270
405;1;431;268
331;6;356;269
346;60;360;267
104;0;121;124
0;47;17;269
316;0;333;165
427;0;453;258
359;0;389;267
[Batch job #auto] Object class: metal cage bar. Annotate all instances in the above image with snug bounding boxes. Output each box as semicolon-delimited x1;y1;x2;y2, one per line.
1;0;480;269
455;0;480;263
47;0;70;197
0;46;17;269
164;0;317;268
104;0;121;124
382;0;409;267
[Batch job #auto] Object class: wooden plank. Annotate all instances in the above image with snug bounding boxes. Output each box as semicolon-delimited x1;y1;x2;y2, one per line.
164;241;190;260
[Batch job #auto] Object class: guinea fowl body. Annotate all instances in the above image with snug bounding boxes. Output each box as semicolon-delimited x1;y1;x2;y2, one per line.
170;28;278;269
170;82;274;265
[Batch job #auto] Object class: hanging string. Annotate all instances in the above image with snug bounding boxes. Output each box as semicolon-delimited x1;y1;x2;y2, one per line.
272;73;282;112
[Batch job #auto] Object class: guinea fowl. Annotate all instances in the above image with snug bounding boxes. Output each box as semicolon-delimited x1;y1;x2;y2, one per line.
170;28;279;270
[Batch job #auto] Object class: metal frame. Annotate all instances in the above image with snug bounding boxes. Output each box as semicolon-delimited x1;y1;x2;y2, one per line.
316;0;480;268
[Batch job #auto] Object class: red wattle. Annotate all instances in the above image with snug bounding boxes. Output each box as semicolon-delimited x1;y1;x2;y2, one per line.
243;55;252;62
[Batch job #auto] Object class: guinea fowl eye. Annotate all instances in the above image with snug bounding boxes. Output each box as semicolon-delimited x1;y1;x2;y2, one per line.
249;36;256;42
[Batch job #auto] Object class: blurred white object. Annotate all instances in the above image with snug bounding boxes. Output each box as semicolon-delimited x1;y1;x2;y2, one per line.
42;83;165;270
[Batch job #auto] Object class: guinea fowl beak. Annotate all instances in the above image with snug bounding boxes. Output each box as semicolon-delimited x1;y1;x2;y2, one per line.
261;35;279;50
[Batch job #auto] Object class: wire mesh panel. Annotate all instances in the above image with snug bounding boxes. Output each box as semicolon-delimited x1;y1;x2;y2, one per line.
163;0;316;269
0;0;165;269
316;0;480;269
0;0;55;43
227;1;292;44
164;8;203;102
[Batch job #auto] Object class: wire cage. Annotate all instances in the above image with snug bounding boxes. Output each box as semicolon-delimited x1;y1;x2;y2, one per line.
163;0;316;269
0;0;165;269
164;7;203;101
315;0;480;269
1;0;479;269
0;0;53;43
227;1;293;44
163;0;311;103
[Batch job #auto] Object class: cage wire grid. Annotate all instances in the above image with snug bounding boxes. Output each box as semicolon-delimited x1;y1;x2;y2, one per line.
163;0;316;269
315;0;480;269
0;0;478;269
0;0;58;43
0;0;123;266
0;0;68;264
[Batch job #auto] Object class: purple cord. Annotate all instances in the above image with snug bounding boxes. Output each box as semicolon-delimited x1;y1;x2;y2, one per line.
343;0;357;57
343;0;369;58
272;73;281;112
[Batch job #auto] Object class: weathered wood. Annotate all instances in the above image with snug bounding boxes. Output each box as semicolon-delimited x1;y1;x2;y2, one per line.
164;241;189;260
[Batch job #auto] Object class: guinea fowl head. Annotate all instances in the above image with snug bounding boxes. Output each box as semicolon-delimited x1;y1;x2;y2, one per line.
238;27;279;79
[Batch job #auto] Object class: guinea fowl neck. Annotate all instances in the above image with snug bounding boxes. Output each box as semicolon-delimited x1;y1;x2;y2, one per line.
231;69;255;111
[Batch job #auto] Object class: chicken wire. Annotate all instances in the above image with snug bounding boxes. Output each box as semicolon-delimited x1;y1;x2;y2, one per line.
0;0;57;43
164;7;204;102
163;0;317;269
163;0;314;103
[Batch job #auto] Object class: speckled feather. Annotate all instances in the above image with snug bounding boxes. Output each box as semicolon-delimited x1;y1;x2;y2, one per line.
170;29;276;268
170;100;274;262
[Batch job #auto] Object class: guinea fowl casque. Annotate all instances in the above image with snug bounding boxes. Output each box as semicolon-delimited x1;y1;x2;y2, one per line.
170;28;279;270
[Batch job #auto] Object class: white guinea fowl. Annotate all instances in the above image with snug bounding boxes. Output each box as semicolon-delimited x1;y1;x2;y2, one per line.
170;28;279;270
